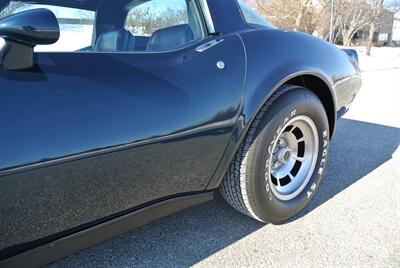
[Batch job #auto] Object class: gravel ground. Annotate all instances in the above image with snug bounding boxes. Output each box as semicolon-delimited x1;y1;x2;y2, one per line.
50;59;400;268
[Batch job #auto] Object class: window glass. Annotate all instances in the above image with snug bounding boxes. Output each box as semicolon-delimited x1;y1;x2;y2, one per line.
125;0;189;37
124;0;203;52
0;0;204;53
237;0;274;29
0;1;95;52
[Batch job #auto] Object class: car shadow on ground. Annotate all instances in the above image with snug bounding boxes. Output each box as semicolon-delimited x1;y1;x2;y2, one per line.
50;118;400;267
291;118;400;221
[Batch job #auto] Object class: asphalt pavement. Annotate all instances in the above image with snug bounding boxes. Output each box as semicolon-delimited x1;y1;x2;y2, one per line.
50;68;400;267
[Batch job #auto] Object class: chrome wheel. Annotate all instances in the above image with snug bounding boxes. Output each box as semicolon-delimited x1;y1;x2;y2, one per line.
266;115;319;201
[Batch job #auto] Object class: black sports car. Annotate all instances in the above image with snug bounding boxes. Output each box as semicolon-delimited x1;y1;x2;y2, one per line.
0;0;361;266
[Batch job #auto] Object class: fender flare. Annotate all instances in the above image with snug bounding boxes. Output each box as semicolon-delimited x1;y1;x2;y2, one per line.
243;69;337;138
206;69;337;190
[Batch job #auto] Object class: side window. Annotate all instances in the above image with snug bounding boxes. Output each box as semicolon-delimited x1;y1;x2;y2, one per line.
237;0;274;29
0;1;95;52
124;0;204;52
0;0;204;53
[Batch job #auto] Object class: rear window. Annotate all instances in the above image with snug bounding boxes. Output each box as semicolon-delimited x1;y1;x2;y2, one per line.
237;0;274;29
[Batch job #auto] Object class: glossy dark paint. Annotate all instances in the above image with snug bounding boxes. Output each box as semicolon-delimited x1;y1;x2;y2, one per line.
1;192;214;267
239;30;361;118
206;29;362;189
0;34;246;253
0;0;361;258
207;0;247;34
0;9;59;45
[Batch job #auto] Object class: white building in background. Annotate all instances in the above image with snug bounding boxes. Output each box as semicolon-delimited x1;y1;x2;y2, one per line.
355;9;396;46
393;15;400;44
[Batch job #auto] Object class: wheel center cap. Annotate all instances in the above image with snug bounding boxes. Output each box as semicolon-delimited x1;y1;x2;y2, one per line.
278;148;291;164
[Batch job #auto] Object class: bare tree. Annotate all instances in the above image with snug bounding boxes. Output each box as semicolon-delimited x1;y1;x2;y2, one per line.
245;0;400;50
365;0;400;55
306;0;337;39
366;0;385;54
294;0;312;31
249;0;299;30
247;0;332;35
338;0;372;46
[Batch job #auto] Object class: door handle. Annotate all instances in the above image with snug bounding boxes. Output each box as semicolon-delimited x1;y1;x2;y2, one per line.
196;39;224;53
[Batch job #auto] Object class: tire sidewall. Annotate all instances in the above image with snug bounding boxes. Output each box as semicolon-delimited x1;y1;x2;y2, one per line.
250;89;330;223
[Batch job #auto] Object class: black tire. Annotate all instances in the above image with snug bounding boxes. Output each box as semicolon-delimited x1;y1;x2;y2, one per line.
220;85;330;223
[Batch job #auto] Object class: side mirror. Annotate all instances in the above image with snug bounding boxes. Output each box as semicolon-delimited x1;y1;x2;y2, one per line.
0;9;60;70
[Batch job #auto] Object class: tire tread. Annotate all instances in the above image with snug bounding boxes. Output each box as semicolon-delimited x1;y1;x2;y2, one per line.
220;85;298;221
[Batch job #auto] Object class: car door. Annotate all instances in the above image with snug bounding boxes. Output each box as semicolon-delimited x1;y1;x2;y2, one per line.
0;0;246;254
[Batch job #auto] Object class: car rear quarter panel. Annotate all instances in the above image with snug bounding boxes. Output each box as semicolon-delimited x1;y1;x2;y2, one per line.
239;29;361;125
207;29;362;190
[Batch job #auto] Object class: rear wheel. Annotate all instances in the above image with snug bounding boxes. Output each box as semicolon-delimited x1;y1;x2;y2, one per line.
220;85;330;223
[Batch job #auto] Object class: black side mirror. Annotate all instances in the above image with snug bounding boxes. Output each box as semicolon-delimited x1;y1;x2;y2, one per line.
0;9;60;70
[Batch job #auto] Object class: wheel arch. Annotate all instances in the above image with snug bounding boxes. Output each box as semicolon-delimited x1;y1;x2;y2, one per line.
206;70;337;190
248;70;337;139
283;73;336;138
